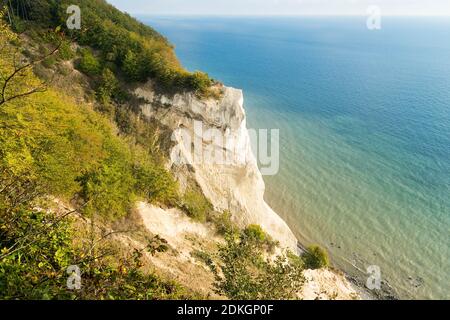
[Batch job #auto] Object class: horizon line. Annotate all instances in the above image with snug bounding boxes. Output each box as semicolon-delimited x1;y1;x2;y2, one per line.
130;13;450;17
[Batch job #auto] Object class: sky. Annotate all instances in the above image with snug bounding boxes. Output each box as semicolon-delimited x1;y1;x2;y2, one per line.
106;0;450;16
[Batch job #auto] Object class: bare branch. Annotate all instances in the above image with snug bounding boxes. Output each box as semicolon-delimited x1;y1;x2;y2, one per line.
0;42;62;106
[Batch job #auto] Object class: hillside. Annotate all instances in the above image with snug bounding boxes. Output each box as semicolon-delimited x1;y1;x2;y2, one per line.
0;0;363;300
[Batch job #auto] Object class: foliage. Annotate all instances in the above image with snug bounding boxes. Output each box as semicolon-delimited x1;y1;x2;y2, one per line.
95;67;118;115
6;0;214;95
302;245;330;270
243;224;267;243
134;160;179;207
57;40;75;61
212;229;305;300
0;138;193;300
0;175;193;299
77;48;101;76
181;190;213;222
1;7;182;214
185;71;213;96
191;250;214;268
146;235;169;256
211;211;235;236
0;208;76;299
0;63;181;219
242;224;278;252
0;15;199;299
0;10;47;106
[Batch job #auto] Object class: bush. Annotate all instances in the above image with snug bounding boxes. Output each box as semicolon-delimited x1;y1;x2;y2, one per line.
76;163;135;219
58;40;75;61
134;162;179;207
211;211;235;235
243;224;267;243
181;190;213;222
77;48;101;76
212;230;305;300
147;235;169;256
96;68;119;107
185;71;213;96
122;50;143;81
242;224;278;252
302;245;330;270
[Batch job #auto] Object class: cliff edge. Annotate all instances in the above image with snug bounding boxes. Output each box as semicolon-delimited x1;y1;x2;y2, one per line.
135;83;298;251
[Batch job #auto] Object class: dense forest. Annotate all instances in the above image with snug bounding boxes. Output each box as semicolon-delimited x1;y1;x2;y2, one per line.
0;0;329;300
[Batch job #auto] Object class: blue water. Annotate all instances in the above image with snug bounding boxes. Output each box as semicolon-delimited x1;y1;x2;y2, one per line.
139;16;450;299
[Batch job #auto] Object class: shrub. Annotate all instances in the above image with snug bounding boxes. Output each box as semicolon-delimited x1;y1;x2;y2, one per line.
242;224;278;252
211;211;235;235
77;48;101;76
58;40;75;61
76;164;135;219
122;50;141;81
181;190;213;222
134;162;179;207
147;235;169;256
213;230;305;300
302;245;330;269
185;71;213;96
96;68;119;106
191;250;214;268
243;224;267;243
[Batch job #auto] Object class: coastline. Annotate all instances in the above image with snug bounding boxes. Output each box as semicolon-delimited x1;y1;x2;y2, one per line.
135;80;383;299
296;229;379;300
293;211;396;300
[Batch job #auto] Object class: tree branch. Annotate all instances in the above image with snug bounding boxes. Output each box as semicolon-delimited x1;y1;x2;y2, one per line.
0;42;61;106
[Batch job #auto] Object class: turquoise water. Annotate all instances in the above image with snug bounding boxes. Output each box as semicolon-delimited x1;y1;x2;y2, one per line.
139;16;450;299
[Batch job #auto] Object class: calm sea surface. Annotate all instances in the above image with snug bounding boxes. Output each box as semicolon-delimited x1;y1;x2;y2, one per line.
139;16;450;299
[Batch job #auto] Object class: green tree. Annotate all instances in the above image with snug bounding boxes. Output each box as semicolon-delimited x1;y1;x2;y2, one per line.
134;162;179;206
122;50;141;81
96;67;118;107
77;48;101;76
213;229;305;300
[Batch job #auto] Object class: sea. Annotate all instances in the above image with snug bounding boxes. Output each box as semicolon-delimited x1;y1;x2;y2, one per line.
138;15;450;299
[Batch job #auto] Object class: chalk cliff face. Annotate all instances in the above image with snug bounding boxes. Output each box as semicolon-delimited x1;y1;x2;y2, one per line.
134;83;298;251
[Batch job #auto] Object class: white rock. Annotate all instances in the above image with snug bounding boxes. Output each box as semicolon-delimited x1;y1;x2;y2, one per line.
135;83;298;251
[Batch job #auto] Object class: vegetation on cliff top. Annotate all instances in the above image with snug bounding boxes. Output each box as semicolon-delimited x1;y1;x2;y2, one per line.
5;0;214;96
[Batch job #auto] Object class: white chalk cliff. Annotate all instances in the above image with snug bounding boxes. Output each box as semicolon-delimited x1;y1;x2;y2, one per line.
134;83;298;251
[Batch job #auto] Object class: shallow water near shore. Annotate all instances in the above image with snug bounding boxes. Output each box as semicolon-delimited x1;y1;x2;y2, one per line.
139;16;450;299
